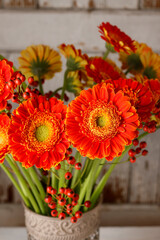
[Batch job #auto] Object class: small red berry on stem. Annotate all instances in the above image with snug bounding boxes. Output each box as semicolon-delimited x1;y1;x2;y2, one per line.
75;211;83;219
71;216;77;223
51;209;58;217
58;212;66;220
72;200;78;206
50;188;57;195
67;189;74;198
54;164;61;170
128;149;136;157
84;201;91;208
59;187;65;194
48;201;56;209
44;196;52;203
58;198;66;206
75;162;82;170
130;156;136;163
67;204;73;210
142;150;148;156
66;209;72;215
28;76;34;85
65;172;72;180
67;156;76;165
135;147;141;154
133;139;139;146
66;148;72;155
140;141;147;149
47;186;53;194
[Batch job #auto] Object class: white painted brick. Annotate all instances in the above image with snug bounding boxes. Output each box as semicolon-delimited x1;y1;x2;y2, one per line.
39;0;73;8
0;10;160;53
104;0;139;9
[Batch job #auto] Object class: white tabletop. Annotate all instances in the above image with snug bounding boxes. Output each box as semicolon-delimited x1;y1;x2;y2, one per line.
0;227;160;240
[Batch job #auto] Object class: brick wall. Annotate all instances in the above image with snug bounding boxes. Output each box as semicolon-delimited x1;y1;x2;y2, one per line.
0;0;160;205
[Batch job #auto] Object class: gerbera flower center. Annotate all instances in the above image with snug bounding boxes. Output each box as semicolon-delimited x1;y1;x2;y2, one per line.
0;75;5;94
97;115;109;127
82;100;121;141
35;125;50;142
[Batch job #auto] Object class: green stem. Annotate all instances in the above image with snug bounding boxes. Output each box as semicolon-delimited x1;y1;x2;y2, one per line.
61;69;70;100
49;87;63;98
73;158;100;213
0;163;30;208
58;161;66;189
90;131;150;208
27;167;46;200
103;49;110;60
51;168;58;191
38;76;44;95
17;163;46;214
6;155;40;213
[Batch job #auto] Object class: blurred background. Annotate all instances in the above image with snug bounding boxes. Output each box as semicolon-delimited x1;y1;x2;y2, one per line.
0;0;160;227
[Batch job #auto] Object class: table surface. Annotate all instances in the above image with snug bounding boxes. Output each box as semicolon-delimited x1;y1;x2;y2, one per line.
0;227;160;240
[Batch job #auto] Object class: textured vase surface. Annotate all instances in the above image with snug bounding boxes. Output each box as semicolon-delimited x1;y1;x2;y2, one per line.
24;203;100;240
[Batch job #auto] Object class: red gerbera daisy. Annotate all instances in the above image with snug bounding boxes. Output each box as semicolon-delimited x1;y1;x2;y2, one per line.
66;83;139;161
107;78;154;123
144;79;160;115
99;22;136;54
0;59;14;110
86;57;121;83
8;96;70;170
0;113;10;163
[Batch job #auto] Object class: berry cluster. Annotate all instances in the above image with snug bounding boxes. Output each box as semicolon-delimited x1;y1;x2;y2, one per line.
128;139;148;163
45;186;91;223
143;120;157;133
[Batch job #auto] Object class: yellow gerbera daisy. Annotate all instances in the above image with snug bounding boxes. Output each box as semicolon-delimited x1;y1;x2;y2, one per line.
18;45;62;81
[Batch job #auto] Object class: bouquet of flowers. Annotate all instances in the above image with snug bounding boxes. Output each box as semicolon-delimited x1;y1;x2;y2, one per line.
0;22;160;224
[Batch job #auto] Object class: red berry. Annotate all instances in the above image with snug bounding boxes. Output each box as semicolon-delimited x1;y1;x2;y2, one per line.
23;92;30;100
55;164;61;170
59;187;65;194
66;209;72;215
72;193;79;201
50;188;57;195
64;188;71;195
71;216;77;223
28;77;34;85
143;125;148;132
65;172;72;180
48;201;56;209
130;156;136;163
8;80;15;88
140;141;147;149
58;198;66;206
20;75;25;82
67;190;74;198
72;200;78;206
135;147;141;154
128;149;136;157
58;213;66;220
25;87;31;92
66;148;72;155
67;204;73;210
84;201;91;208
6;103;12;111
15;78;22;86
64;93;69;101
75;162;82;170
55;93;60;99
133;139;139;146
44;196;52;203
67;156;76;165
142;150;148;156
11;96;18;103
47;186;53;194
57;194;62;200
51;209;58;217
75;211;82;219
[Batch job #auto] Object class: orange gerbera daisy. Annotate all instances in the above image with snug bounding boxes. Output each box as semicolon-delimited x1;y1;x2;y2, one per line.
99;22;136;54
107;78;154;122
0;59;14;110
59;44;93;94
66;83;139;161
8;96;70;170
119;41;151;74
18;45;62;81
0;113;10;163
86;57;122;83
